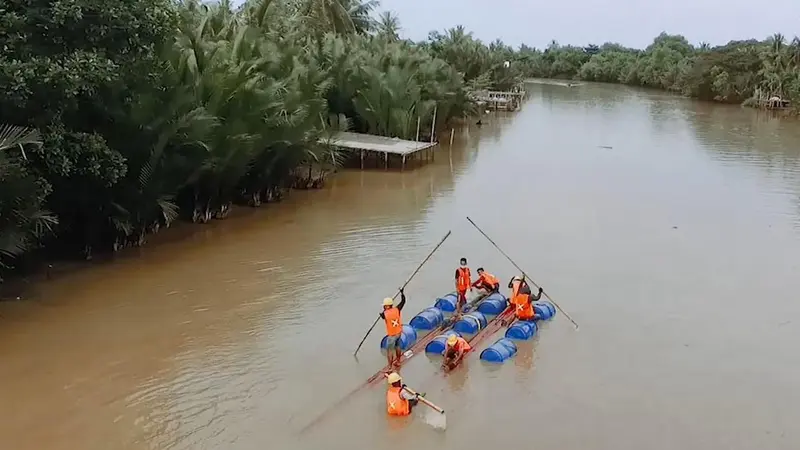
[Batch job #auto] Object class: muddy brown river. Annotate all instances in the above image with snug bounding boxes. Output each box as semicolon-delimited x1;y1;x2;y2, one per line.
2;82;800;450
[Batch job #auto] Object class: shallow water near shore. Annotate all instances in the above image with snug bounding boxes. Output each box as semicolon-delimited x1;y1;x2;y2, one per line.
2;82;800;450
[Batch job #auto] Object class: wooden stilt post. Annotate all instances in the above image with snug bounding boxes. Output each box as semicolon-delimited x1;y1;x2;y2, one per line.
415;117;421;142
430;105;437;144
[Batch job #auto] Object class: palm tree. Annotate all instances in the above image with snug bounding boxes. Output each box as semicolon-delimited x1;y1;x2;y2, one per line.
301;0;379;35
376;11;400;41
0;125;57;277
342;0;379;34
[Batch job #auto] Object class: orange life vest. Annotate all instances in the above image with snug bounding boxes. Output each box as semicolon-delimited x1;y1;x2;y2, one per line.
456;267;471;292
383;307;402;336
386;386;410;416
510;280;535;319
478;272;499;288
449;336;471;353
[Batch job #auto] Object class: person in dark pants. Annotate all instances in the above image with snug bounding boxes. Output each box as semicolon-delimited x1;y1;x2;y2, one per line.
454;257;471;317
379;288;407;367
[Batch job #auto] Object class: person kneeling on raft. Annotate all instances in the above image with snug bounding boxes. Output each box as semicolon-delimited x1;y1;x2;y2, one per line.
472;267;500;293
442;334;471;370
380;288;407;367
386;372;424;416
508;275;543;321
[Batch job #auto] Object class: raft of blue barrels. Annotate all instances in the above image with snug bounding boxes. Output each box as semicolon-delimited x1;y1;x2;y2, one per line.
479;301;556;363
379;291;507;352
378;291;557;367
424;291;508;356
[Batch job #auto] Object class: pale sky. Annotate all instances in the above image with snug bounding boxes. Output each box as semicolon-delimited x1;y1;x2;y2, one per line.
230;0;799;49
379;0;799;49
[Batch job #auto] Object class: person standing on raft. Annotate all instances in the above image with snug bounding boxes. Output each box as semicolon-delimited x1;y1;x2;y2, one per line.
509;275;543;321
386;372;424;416
380;288;407;367
454;257;472;317
442;334;471;370
472;267;500;293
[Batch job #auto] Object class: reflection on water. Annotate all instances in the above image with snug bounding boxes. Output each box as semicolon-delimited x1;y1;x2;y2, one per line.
2;82;800;450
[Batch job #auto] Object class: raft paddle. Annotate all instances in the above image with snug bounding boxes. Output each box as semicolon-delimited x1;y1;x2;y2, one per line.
465;216;579;330
353;230;453;357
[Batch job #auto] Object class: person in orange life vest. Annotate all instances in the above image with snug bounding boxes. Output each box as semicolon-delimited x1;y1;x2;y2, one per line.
454;257;472;316
472;267;500;293
442;334;471;370
380;288;407;367
508;275;543;321
386;372;423;416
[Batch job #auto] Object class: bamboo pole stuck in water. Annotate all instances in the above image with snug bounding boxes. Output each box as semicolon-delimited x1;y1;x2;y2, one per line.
415;117;421;141
449;129;455;147
430;105;437;143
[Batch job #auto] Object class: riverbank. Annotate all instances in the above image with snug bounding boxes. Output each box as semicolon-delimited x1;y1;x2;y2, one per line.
0;126;463;298
2;0;518;284
517;33;799;113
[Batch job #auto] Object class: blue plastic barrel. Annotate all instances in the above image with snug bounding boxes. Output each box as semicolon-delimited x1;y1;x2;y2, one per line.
380;325;418;351
452;311;488;334
533;304;547;320
542;301;556;318
480;338;518;363
409;307;444;330
533;301;556;320
434;293;459;312
476;292;508;315
505;320;538;340
425;330;461;354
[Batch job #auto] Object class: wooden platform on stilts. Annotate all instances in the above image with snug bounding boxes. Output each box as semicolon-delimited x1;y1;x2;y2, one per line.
319;131;438;170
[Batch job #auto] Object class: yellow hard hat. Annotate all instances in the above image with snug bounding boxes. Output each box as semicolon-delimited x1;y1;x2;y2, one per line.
387;372;402;384
382;298;394;307
446;335;458;346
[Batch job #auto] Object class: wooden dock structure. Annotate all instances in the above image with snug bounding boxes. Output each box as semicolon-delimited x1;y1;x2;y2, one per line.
750;88;792;110
319;131;438;170
471;90;526;111
762;97;791;110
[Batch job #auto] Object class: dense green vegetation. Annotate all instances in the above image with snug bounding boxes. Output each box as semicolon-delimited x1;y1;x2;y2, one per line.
0;0;519;280
1;0;798;282
518;33;800;107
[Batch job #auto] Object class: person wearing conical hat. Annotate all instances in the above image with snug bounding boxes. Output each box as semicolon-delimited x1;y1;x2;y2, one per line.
442;334;471;371
386;372;423;416
380;288;407;367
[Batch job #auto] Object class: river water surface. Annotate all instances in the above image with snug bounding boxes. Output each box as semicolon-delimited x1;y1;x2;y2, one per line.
2;82;800;450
